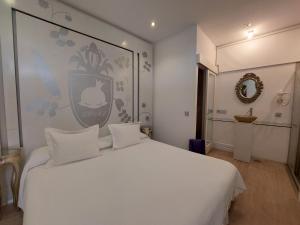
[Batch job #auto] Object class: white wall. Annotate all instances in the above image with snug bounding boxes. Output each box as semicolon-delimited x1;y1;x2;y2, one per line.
153;26;198;149
217;26;300;72
196;26;218;73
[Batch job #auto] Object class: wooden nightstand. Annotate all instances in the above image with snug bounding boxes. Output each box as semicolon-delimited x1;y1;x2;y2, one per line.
141;126;152;138
0;149;22;212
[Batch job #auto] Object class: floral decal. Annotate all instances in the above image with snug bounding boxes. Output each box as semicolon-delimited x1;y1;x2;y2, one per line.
114;56;130;69
69;42;132;127
50;27;75;47
70;43;113;74
38;0;75;47
38;0;72;21
141;51;151;72
143;61;151;72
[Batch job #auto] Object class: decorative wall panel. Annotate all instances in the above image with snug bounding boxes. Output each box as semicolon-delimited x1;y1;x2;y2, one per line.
14;10;134;152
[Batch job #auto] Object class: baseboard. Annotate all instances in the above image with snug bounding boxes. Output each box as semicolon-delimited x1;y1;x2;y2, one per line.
205;143;212;154
212;142;234;152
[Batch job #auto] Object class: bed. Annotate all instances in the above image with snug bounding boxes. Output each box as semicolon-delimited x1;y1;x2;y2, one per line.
19;138;246;225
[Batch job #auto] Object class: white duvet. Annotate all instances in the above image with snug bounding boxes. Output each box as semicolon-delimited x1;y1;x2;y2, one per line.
21;139;246;225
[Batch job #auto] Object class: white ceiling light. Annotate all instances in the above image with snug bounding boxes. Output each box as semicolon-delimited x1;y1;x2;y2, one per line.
121;41;128;47
245;23;255;40
150;20;157;29
246;29;255;39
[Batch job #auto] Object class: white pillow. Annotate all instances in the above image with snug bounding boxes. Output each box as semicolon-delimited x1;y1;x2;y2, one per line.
98;132;148;150
108;123;141;149
45;125;100;165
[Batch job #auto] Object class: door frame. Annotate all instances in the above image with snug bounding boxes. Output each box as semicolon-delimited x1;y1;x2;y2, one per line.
203;70;216;153
196;64;216;147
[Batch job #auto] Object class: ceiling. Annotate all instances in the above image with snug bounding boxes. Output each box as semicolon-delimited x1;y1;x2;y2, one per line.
60;0;300;45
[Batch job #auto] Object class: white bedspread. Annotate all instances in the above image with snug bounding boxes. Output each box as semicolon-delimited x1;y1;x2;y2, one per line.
21;139;246;225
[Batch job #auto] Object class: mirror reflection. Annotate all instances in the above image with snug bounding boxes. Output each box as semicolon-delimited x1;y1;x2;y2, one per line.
240;80;257;98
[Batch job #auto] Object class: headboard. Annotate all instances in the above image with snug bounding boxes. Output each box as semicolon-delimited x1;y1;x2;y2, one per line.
13;10;134;155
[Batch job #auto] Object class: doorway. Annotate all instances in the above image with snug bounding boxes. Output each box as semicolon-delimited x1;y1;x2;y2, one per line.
196;65;216;153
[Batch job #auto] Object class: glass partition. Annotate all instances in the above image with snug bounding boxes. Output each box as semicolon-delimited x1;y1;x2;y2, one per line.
288;63;300;185
0;1;20;155
204;71;216;151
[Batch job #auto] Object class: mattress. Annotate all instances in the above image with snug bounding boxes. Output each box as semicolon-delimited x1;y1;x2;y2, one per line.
21;139;246;225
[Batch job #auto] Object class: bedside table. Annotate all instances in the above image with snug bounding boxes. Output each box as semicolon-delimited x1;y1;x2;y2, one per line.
141;126;152;138
0;149;22;211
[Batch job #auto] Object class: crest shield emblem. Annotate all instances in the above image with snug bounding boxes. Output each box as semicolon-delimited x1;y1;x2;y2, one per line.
69;72;113;128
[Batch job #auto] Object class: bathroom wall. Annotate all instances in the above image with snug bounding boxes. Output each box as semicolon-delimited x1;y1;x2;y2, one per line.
213;64;295;163
218;26;300;72
214;27;300;163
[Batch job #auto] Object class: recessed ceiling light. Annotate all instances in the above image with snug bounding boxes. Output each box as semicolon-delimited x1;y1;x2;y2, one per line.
246;29;255;39
121;41;128;47
245;23;255;40
150;21;156;28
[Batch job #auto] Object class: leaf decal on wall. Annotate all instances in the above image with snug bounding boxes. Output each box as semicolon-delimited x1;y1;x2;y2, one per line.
115;99;124;111
70;42;113;75
59;28;69;36
66;40;75;47
99;59;113;75
56;39;65;47
38;0;49;8
88;43;101;69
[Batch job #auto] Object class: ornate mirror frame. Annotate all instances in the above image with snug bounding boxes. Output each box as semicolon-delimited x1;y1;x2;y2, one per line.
235;73;263;104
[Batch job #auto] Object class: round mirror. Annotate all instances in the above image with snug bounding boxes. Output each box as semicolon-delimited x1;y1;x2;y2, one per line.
235;73;263;104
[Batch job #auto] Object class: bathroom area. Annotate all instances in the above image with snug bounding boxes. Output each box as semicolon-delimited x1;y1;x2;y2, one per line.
205;25;300;194
210;63;294;162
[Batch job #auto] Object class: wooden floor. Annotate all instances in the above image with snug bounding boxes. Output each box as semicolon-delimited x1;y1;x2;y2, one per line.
208;149;300;225
0;149;299;225
0;204;22;225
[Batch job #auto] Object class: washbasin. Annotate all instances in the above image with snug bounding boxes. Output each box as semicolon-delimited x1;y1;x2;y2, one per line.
234;115;257;123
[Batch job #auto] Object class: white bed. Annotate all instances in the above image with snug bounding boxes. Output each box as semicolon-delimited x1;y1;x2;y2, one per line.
20;139;246;225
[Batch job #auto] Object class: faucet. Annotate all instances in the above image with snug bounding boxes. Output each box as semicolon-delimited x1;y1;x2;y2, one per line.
249;108;253;116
